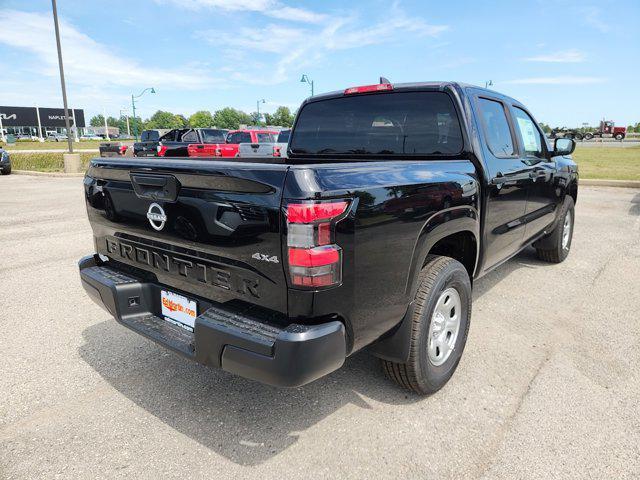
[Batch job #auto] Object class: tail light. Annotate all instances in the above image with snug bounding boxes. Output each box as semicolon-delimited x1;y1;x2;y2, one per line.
273;145;282;157
344;83;393;95
119;145;128;155
157;145;167;156
286;200;349;288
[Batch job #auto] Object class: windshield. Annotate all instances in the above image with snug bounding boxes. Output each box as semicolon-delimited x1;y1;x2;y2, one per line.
201;129;227;143
277;130;290;143
289;91;463;156
256;133;276;143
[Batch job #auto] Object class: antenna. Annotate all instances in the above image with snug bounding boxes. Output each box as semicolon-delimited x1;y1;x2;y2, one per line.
380;76;391;84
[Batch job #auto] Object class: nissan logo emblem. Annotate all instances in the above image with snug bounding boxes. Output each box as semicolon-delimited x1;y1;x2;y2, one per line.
146;203;167;231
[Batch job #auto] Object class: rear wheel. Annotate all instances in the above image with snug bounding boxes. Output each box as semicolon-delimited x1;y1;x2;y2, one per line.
583;132;594;140
381;255;471;395
1;165;11;175
535;196;575;263
614;133;625;141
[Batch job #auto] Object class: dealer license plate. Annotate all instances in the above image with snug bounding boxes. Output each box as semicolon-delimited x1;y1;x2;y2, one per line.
161;290;197;331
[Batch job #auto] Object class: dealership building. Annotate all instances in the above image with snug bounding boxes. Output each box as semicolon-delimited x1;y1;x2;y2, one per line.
0;105;86;139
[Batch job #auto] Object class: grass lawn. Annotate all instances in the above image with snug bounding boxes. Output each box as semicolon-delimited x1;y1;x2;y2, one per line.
9;152;97;172
573;146;640;181
1;140;105;150
5;144;639;180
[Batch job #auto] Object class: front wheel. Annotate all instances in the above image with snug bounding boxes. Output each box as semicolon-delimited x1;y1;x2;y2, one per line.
535;196;575;263
381;255;471;395
1;165;11;175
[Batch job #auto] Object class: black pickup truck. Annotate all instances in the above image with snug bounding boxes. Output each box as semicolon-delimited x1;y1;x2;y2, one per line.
79;81;578;394
133;128;228;157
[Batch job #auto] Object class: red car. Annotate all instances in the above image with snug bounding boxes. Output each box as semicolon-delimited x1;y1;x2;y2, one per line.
188;129;278;158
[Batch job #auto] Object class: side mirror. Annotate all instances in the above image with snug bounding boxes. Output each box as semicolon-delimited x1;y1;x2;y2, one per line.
552;138;575;156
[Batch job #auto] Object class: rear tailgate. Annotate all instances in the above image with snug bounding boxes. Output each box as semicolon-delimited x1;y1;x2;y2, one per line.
84;157;289;313
238;143;277;158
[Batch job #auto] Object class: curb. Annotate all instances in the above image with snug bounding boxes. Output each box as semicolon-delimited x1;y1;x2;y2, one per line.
13;170;85;178
581;179;640;188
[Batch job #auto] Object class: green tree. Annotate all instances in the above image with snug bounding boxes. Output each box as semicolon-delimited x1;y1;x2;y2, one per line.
174;114;188;128
263;113;274;125
270;106;295;127
212;108;253;130
89;114;105;127
145;110;184;129
189;110;214;128
250;111;261;125
538;122;552;134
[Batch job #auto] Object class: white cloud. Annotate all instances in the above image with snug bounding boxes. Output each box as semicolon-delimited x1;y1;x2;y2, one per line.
197;4;448;86
156;0;326;23
583;6;610;33
504;76;607;85
0;9;221;103
524;49;586;63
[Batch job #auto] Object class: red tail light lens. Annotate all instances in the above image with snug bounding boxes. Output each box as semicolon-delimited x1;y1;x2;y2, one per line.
287;202;348;224
157;145;167;156
119;145;128;155
344;83;393;95
273;145;281;157
286;200;349;288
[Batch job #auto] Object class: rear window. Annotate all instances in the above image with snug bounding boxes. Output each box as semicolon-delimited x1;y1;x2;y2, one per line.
256;133;276;143
141;130;159;142
289;91;463;156
277;130;290;143
201;129;227;143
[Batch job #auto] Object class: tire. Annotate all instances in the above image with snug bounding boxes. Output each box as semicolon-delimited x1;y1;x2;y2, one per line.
535;196;575;263
1;165;11;175
614;133;624;141
583;132;594;140
574;133;583;141
381;255;472;395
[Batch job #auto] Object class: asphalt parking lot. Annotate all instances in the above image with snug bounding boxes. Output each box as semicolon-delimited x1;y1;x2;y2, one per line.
1;175;639;479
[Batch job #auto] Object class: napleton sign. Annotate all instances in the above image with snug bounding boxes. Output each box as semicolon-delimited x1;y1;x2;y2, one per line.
0;106;85;128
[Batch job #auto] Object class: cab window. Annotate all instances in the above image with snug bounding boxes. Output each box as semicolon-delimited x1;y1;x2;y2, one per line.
477;98;515;157
512;107;544;158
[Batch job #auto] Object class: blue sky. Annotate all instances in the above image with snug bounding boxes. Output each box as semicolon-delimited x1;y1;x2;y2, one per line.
0;0;637;126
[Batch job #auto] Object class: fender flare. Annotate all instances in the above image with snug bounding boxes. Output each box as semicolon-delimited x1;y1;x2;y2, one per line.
369;206;479;363
404;206;479;298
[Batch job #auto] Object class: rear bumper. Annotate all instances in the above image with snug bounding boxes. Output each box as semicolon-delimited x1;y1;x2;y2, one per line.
78;254;346;387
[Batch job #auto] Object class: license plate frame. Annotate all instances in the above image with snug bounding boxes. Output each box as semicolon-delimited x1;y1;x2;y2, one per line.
161;289;197;331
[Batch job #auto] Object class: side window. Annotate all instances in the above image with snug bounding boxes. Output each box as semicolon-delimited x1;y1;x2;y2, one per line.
240;132;252;143
181;129;198;143
478;98;515;157
227;133;240;144
512;107;544;158
159;130;176;142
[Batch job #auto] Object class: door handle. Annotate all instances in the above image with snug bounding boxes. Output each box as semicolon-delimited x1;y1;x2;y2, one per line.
130;173;180;202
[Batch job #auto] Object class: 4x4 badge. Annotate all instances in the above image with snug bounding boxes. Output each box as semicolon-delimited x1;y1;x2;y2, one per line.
147;203;167;231
252;252;279;263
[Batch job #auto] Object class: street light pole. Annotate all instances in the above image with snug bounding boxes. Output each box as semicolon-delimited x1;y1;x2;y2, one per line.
300;74;314;97
51;0;74;154
257;99;265;125
131;87;155;141
120;109;131;137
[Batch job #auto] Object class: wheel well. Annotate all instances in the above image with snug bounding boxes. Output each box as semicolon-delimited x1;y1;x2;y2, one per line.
569;181;578;205
426;231;477;279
